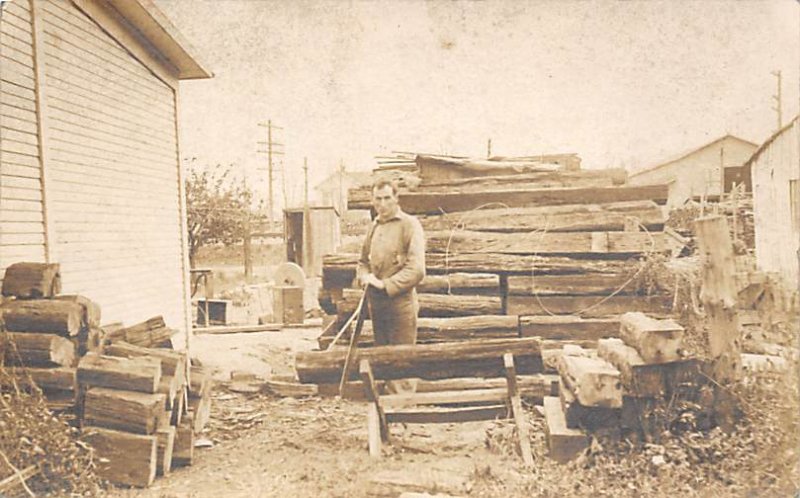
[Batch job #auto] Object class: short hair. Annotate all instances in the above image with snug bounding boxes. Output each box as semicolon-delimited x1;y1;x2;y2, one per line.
372;179;398;195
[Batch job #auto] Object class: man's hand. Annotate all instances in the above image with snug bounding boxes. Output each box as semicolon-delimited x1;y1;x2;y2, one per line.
360;273;385;290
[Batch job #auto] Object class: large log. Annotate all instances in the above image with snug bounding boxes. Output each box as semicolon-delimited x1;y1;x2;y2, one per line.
507;273;637;296
81;427;157;488
416;273;501;295
0;300;83;336
156;427;176;477
619;312;684;363
426;230;671;256
54;295;101;328
354;185;669;215
506;294;674;317
2;332;75;367
418;201;664;233
172;420;194;467
104;342;187;386
77;353;162;393
519;315;620;340
319;315;521;349
2;366;76;392
83;388;166;435
322;253;634;289
295;337;543;384
1;262;61;298
338;289;502;318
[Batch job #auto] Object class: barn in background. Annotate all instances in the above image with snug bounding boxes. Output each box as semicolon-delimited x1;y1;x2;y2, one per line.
0;0;211;346
748;116;800;290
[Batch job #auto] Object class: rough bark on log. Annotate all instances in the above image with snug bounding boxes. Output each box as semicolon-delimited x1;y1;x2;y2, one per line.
2;366;76;391
77;353;162;393
81;426;157;488
54;295;101;328
2;332;75;367
358;184;669;215
295;337;543;384
1;262;61;298
338;288;502;318
156;427;176;477
83;387;166;435
597;338;666;397
322;253;634;289
557;354;623;408
416;273;501;295
319;315;520;349
619;312;684;363
417;201;664;233
426;230;670;256
0;300;83;336
519;315;620;340
507;273;637;296
506;294;673;317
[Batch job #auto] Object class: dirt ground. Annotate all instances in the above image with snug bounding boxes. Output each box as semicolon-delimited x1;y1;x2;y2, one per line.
110;326;540;498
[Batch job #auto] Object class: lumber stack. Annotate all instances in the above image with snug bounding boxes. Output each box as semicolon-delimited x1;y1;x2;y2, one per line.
320;152;678;353
106;316;177;349
542;313;702;463
76;346;192;487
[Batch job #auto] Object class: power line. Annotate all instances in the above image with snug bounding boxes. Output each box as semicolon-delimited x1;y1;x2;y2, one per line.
256;120;284;229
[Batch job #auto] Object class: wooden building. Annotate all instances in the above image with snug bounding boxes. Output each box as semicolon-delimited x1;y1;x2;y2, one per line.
628;135;757;207
284;206;340;278
748;117;800;288
0;0;212;345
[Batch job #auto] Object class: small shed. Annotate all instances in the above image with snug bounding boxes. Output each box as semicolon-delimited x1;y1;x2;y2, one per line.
284;206;340;277
628;135;757;207
0;0;212;346
748;117;800;288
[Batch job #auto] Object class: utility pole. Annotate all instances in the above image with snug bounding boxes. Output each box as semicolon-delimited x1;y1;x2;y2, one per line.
487;138;492;158
771;70;783;131
257;120;284;231
338;159;346;213
302;157;310;273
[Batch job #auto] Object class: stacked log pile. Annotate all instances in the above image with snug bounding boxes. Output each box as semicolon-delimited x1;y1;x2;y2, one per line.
543;312;705;462
319;155;680;353
0;263;211;488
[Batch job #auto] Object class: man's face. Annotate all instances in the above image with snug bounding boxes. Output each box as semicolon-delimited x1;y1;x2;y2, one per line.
372;185;399;219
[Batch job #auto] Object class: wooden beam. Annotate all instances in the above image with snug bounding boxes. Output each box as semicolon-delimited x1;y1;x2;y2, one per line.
507;273;637;296
1;299;83;336
543;396;589;463
619;312;684;364
359;359;389;448
381;387;509;409
504;353;534;466
81;426;157;488
83;387;166;434
338;288;502;318
597;338;665;397
557;355;622;408
519;315;619;340
385;405;508;424
416;273;500;295
77;353;161;393
2;332;75;367
507;294;673;317
295;337;543;384
695;216;742;383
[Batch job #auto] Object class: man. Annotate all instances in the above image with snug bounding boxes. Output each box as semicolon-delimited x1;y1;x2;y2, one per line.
357;179;425;391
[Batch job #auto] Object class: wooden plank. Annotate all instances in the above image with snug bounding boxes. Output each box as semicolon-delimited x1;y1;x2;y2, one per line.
507;273;637;296
83;387;166;435
504;353;534;466
368;185;670;215
418;201;665;233
519;315;620;340
193;324;282;334
381;387;509;409
507;294;673;317
156;426;176;477
1;332;75;367
104;341;186;380
338;288;502;318
557;355;622;408
385;405;508;424
360;359;389;455
695;216;741;383
597;338;666;397
77;353;161;393
295;337;543;384
543;396;589;463
619;312;684;363
81;426;157;488
172;420;194;467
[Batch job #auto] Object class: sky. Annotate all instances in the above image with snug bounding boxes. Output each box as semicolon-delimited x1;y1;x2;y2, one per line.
154;0;800;212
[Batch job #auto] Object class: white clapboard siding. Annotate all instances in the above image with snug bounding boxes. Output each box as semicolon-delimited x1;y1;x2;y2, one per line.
39;0;186;331
0;0;47;283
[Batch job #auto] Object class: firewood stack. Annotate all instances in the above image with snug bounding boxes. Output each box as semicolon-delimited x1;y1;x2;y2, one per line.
0;262;101;414
0;263;212;488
